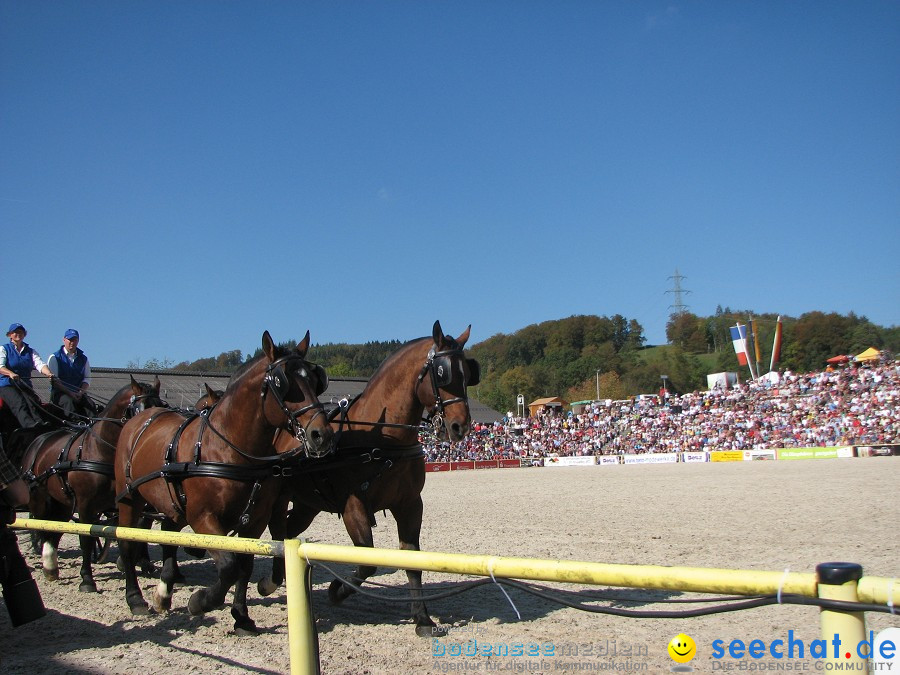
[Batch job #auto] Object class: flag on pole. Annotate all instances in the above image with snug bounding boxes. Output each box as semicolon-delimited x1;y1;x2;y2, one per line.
730;324;749;366
769;316;783;372
751;320;762;367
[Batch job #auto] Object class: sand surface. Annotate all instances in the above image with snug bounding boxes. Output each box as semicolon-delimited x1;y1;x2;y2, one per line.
3;458;898;674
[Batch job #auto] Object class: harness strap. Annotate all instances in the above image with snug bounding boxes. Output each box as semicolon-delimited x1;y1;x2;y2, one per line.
49;459;115;478
293;444;424;475
115;461;276;504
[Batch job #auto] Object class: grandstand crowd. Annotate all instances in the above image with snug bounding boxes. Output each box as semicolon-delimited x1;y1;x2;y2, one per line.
422;359;900;462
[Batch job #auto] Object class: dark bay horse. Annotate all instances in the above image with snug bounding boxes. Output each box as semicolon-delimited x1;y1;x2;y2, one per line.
259;320;479;636
114;331;334;634
21;376;165;591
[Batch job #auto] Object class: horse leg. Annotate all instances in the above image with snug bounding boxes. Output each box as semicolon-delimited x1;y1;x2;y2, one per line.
118;499;151;615
77;533;99;592
328;495;376;605
27;490;60;580
187;548;238;618
392;495;442;637
137;514;157;577
230;553;258;635
151;540;181;613
257;499;317;597
160;519;186;583
40;532;62;581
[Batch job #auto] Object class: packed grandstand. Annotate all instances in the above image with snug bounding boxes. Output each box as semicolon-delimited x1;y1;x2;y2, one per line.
422;360;900;462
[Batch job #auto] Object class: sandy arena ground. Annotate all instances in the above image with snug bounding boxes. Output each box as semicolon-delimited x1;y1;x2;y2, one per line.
3;458;898;674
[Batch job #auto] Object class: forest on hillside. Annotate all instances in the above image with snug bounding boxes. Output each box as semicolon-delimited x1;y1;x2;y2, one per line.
156;309;898;415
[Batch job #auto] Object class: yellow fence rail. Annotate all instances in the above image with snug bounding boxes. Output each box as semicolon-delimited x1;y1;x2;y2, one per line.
12;517;898;675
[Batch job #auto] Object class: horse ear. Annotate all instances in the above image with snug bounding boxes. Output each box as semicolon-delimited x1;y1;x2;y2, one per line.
130;374;141;394
295;330;311;358
153;375;161;392
202;383;221;407
432;320;444;345
262;331;276;361
456;325;472;348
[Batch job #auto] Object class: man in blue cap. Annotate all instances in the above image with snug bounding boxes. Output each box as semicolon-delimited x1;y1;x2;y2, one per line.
47;328;95;418
0;323;54;430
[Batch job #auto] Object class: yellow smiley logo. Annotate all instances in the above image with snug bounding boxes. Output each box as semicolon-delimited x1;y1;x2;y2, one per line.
667;633;696;663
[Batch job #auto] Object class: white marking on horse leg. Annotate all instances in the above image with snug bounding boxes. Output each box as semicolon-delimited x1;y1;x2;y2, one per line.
42;540;58;573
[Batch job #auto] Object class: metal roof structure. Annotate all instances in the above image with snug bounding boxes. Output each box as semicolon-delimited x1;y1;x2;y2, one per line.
38;368;504;423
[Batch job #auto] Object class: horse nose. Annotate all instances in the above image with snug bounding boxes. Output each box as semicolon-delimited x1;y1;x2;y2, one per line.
307;426;334;457
449;420;469;441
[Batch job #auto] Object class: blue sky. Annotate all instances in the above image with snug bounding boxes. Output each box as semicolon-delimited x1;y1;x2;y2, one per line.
2;1;898;367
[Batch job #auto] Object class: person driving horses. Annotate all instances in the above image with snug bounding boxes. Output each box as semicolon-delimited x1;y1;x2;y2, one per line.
47;328;95;418
0;323;54;430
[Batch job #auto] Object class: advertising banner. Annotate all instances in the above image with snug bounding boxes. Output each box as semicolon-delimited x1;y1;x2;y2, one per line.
543;456;597;467
425;462;450;472
622;453;678;465
450;461;475;470
681;451;708;463
499;459;521;468
597;456;620;466
776;448;847;460
745;450;776;461
710;451;744;462
856;444;900;457
474;460;498;470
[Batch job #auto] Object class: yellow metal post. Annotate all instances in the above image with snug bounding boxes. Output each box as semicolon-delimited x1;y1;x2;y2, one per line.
817;562;867;669
284;538;317;675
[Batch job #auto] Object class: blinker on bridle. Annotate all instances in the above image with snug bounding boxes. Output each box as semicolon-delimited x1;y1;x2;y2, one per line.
261;354;328;456
416;346;478;433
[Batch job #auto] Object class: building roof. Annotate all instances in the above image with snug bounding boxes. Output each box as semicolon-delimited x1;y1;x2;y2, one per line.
42;367;503;423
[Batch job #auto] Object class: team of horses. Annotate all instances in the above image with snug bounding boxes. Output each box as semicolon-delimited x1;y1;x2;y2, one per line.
6;321;479;635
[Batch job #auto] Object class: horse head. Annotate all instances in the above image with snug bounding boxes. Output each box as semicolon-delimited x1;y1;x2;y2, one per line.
194;383;223;412
122;375;165;420
259;330;333;458
416;320;480;443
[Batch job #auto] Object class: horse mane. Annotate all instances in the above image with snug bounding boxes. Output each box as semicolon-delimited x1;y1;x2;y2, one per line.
365;336;430;387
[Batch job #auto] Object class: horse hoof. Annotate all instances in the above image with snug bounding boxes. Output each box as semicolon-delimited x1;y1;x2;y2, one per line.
327;580;348;605
129;603;151;616
188;591;206;616
139;560;157;578
257;578;278;597
151;593;172;613
79;581;98;593
42;568;59;581
234;624;259;637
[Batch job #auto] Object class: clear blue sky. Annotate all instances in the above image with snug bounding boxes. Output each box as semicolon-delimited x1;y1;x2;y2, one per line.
2;1;898;367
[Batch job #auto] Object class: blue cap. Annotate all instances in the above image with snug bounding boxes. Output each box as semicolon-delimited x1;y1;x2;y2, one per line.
64;329;79;340
7;323;25;334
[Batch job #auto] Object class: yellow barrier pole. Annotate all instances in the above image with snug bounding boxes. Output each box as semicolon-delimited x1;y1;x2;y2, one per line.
12;518;281;557
296;542;819;597
817;563;867;669
857;575;900;606
285;539;317;675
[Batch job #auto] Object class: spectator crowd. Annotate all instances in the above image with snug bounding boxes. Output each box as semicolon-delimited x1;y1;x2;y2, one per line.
422;360;900;462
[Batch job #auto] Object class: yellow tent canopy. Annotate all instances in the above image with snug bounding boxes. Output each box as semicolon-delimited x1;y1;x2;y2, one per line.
854;347;881;362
